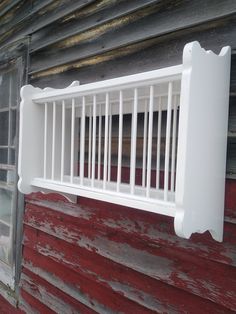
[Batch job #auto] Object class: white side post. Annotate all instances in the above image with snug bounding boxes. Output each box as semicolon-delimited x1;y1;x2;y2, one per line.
18;85;45;194
175;41;231;242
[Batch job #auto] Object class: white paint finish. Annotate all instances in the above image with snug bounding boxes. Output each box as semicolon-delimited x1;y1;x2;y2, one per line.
75;90;180;117
70;99;75;183
88;106;92;179
174;41;231;242
171;96;178;192
92;96;97;187
60;100;65;182
31;177;176;217
156;98;162;189
18;84;45;194
32;66;182;103
98;104;102;181
164;82;173;201
142;102;148;188
80;97;86;185
117;91;123;192
146;86;154;198
51;101;56;180
18;42;231;241
103;93;109;189
43;103;48;179
108;105;112;182
65;107;74;178
130;88;138;194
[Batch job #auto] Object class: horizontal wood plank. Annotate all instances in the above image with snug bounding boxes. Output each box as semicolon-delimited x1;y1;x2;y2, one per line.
0;294;22;313
29;5;236;75
0;0;23;19
29;0;168;53
24;239;234;313
22;246;156;314
23;192;236;311
29;15;236;87
0;0;95;47
20;289;56;314
20;269;96;314
0;1;236;312
24;178;236;268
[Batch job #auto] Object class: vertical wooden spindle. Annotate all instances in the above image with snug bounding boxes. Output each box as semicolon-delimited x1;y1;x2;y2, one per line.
146;86;154;197
80;97;86;184
156;97;162;189
142;101;148;187
60;100;65;182
92;95;96;187
70;98;75;183
43;102;48;179
103;93;109;189
98;104;102;180
130;88;138;194
108;106;112;182
164;82;173;201
88;106;92;179
51;101;56;180
171;95;178;192
117;90;123;192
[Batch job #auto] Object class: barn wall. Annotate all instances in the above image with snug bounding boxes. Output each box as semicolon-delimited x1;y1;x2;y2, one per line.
0;0;235;312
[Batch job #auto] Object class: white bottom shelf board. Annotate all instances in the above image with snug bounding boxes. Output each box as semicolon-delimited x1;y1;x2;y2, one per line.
32;176;176;217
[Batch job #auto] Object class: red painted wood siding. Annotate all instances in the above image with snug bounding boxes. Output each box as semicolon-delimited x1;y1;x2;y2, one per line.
0;0;235;312
0;295;22;314
18;179;236;313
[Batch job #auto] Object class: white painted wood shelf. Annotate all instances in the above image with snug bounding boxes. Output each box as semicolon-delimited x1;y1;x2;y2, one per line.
18;41;231;242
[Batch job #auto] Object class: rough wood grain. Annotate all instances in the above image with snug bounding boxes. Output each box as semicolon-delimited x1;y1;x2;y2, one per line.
29;15;236;87
24;179;236;268
29;0;165;53
22;178;236;312
21;269;96;314
23;246;235;314
0;293;22;313
20;289;55;314
0;0;94;47
29;12;236;75
22;247;157;314
0;0;22;19
0;0;236;312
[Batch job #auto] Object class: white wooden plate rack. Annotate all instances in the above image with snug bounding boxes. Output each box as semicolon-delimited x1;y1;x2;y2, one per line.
18;41;231;241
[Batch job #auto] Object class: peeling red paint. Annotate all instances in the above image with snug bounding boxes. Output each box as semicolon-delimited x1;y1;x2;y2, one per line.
0;295;23;314
21;269;96;314
20;289;55;314
19;177;236;312
22;248;156;314
25;195;236;267
22;216;236;311
225;179;236;210
22;224;236;313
